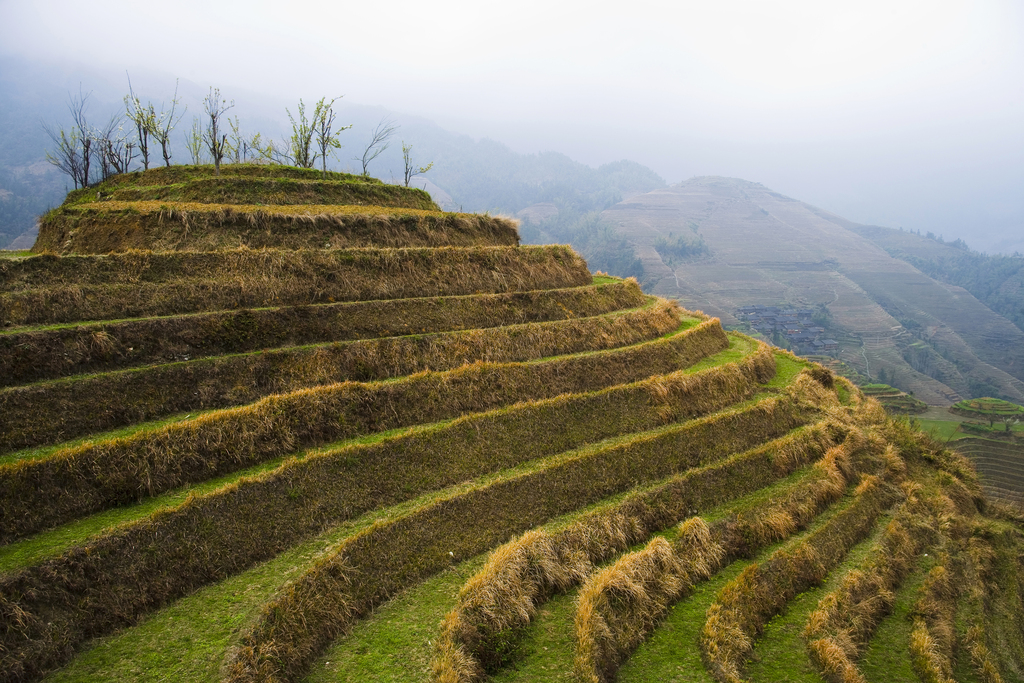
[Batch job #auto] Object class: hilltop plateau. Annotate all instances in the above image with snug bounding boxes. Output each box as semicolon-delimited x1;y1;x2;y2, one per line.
0;165;1021;683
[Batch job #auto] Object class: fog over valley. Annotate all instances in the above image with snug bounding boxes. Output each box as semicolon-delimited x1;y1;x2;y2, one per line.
0;0;1022;253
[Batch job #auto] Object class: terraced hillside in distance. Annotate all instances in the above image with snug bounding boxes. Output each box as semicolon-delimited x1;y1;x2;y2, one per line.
1;164;1022;683
594;176;1024;408
915;399;1024;509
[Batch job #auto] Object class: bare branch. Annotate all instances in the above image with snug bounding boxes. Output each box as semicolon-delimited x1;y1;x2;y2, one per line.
357;116;398;177
311;96;351;178
401;141;434;187
203;87;234;175
42;88;93;189
152;79;186;167
184;116;205;165
124;73;153;170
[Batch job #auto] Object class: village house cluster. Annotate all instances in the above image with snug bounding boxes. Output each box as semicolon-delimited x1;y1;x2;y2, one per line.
736;305;839;355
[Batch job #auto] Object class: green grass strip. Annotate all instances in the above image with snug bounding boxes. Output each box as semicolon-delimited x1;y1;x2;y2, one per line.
1;245;591;325
224;394;806;682
619;489;873;683
0;280;643;383
444;463;838;683
859;554;938;683
744;517;890;683
0;342;773;680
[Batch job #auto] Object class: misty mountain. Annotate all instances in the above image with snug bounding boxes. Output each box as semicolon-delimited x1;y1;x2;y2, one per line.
0;57;665;249
591;176;1024;406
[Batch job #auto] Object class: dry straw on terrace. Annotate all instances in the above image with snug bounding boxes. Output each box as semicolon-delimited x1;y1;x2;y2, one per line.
573;521;723;683
1;280;645;386
36;202;519;254
1;313;744;540
804;479;940;683
700;466;899;683
568;412;885;683
432;413;850;683
2;342;763;680
1;245;590;324
227;395;809;683
2;298;679;450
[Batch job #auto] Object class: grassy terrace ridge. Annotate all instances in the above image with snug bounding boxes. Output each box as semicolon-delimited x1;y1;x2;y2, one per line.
53;164;436;206
0;316;731;539
35;202;520;253
0;299;690;454
60;163;375;192
951;397;1024;420
223;395;807;681
0;280;645;384
0;297;680;449
0;244;584;290
0;318;726;471
0;340;773;576
0;245;591;325
66;177;437;209
302;440;845;683
43;430;831;683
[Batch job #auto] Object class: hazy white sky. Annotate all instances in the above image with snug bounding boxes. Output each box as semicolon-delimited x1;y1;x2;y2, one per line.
1;0;1022;248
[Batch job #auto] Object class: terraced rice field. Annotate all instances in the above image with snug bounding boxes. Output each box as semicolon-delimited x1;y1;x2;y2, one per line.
1;165;1021;683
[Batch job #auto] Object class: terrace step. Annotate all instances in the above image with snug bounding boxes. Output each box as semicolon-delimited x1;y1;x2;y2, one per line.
37;201;519;254
0;299;681;451
0;319;734;540
0;280;645;385
2;388;803;682
0;245;590;325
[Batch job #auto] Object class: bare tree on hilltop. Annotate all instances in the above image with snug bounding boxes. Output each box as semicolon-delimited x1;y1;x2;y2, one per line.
357;116;398;176
94;113;135;179
202;87;234;175
124;74;154;170
151;80;186;167
312;97;351;179
43;88;93;189
401;141;433;187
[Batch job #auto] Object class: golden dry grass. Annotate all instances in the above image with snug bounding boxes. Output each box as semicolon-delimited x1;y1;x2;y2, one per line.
223;394;807;683
699;457;899;683
1;246;590;325
431;413;850;683
1;298;679;453
0;280;645;387
35;201;519;254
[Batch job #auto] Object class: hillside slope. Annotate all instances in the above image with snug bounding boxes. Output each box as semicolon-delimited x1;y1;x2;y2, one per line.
601;177;1024;406
0;166;1021;683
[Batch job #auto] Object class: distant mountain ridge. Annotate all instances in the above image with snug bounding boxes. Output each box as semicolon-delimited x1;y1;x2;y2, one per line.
595;176;1024;406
